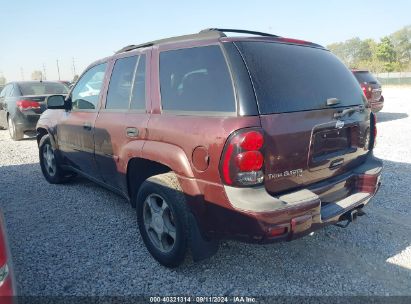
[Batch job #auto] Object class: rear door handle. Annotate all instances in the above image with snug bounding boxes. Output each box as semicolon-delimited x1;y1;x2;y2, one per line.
126;127;139;138
83;123;92;130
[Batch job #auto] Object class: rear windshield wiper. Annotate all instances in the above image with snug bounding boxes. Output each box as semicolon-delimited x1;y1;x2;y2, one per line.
333;105;365;119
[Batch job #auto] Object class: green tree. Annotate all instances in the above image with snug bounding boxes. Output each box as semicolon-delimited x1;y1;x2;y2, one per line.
389;26;411;71
376;37;397;72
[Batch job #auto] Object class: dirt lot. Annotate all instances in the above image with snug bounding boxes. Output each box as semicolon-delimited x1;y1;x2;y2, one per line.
0;87;410;296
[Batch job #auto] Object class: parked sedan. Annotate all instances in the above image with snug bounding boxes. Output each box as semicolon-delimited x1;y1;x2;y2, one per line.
352;70;384;112
0;81;68;140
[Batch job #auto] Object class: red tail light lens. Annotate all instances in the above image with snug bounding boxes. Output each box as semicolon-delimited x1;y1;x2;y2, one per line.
220;128;265;187
236;151;263;171
240;131;264;151
361;84;371;99
17;100;41;111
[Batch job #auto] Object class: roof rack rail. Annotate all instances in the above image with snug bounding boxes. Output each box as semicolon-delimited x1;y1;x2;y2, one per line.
115;42;154;54
200;28;280;38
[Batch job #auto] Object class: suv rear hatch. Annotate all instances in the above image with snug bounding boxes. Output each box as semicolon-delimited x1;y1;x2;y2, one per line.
234;41;371;195
353;71;382;101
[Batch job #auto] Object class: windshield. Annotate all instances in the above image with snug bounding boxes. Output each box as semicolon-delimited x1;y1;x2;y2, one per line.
235;41;365;114
18;82;69;96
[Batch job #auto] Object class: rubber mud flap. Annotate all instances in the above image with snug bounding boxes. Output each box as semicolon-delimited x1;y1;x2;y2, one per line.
188;213;219;262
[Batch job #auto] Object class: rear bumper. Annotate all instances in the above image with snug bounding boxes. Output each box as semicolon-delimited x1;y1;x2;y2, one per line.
211;154;382;243
370;96;384;113
13;111;40;134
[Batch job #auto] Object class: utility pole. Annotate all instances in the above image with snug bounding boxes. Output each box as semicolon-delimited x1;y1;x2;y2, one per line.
56;59;61;80
42;63;47;80
20;67;24;80
72;57;77;77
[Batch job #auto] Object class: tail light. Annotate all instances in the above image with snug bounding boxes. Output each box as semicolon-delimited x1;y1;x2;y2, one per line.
16;100;41;111
0;217;14;297
370;112;377;149
361;84;372;99
220;128;264;187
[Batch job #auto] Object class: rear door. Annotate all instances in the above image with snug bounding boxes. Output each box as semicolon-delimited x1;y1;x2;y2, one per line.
57;63;107;178
94;52;150;194
234;41;371;194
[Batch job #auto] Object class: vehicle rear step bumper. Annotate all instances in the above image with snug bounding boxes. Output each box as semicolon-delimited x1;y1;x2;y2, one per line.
222;154;382;242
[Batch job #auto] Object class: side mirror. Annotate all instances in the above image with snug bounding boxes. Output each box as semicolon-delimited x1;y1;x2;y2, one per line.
46;95;66;109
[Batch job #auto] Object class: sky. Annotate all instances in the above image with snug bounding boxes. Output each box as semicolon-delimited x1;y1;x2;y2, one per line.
0;0;410;81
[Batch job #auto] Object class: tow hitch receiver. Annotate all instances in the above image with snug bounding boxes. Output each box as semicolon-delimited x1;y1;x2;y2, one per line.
334;208;365;228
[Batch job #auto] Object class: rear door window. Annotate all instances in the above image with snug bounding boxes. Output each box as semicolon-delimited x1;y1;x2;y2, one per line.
235;42;365;114
106;56;138;109
159;45;236;113
130;55;146;110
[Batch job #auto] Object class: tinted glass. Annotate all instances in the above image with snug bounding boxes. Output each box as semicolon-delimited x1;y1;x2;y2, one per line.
106;56;138;109
130;55;146;110
18;82;68;95
160;45;235;112
235;42;365;114
353;71;378;83
0;85;11;97
72;63;107;110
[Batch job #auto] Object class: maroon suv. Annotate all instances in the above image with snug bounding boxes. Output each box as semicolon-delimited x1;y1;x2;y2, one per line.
36;29;382;267
352;70;384;112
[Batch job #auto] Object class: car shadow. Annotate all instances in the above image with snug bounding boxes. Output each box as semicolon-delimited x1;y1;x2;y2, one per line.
376;112;408;123
0;158;410;295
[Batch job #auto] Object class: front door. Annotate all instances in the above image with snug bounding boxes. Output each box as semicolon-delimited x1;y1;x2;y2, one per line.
57;63;108;179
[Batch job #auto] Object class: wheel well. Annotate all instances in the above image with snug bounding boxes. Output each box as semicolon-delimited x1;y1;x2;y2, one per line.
36;128;48;145
127;158;171;207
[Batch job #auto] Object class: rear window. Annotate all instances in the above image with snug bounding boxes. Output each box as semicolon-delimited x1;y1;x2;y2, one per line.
235;42;365;114
159;45;236;113
18;82;68;96
353;71;378;83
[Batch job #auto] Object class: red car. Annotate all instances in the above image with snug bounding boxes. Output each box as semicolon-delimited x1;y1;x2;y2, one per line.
37;28;382;267
352;70;384;112
0;213;15;300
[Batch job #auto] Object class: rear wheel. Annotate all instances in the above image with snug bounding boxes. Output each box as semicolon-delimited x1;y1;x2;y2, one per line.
39;134;73;184
8;116;23;141
136;173;190;267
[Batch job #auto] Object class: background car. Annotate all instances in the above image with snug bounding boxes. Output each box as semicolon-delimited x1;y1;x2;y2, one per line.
0;81;68;140
352;70;384;112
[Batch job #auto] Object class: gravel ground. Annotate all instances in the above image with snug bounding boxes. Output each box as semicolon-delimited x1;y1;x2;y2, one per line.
0;87;410;296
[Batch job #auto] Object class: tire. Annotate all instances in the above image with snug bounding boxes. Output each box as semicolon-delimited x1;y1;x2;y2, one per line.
136;172;190;267
39;134;73;184
8;116;23;141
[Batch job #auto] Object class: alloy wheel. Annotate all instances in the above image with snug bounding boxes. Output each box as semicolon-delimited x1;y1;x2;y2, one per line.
43;143;57;177
143;194;177;253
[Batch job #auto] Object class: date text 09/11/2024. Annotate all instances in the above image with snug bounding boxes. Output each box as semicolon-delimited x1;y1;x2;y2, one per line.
149;296;257;303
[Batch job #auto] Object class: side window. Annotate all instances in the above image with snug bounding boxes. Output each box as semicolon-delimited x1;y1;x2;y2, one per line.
106;56;138;109
130;55;146;110
159;45;235;113
71;63;107;110
0;84;11;98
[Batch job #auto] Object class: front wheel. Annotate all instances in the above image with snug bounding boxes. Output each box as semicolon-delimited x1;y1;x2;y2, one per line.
39;134;73;184
136;173;190;267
